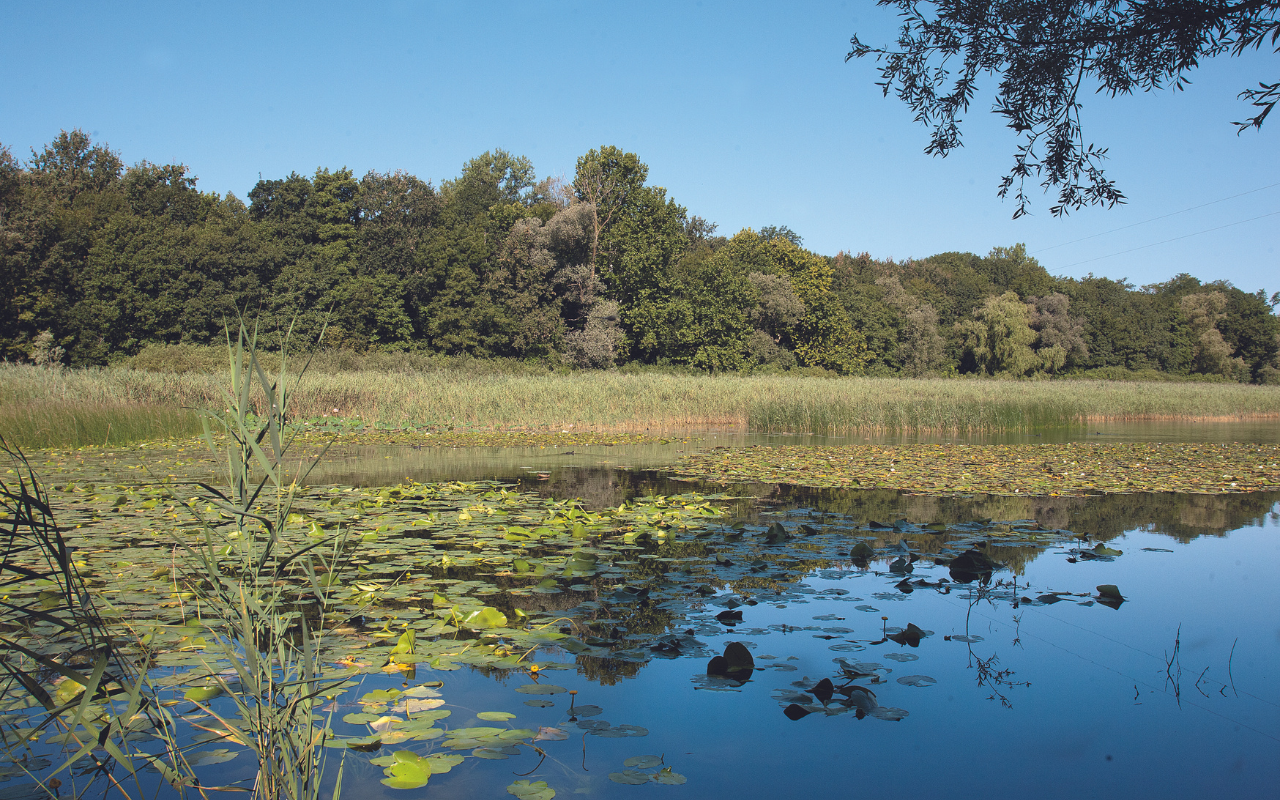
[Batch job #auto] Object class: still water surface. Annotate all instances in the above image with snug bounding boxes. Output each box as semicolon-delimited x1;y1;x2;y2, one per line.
293;489;1279;800
283;424;1280;800
14;424;1277;799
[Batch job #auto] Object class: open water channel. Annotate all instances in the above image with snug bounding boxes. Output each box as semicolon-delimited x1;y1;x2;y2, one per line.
4;422;1278;800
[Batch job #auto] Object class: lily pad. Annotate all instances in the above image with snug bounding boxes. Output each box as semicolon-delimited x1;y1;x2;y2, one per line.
508;780;555;800
477;711;517;721
515;684;567;695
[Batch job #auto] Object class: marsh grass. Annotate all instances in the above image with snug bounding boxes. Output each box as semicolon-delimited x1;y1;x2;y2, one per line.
0;400;202;449
3;363;1279;447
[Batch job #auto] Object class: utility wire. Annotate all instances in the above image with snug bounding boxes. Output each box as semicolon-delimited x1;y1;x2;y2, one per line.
1033;182;1280;254
1057;210;1280;270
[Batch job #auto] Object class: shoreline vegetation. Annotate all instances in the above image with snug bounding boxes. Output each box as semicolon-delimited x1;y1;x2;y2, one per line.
4;361;1280;450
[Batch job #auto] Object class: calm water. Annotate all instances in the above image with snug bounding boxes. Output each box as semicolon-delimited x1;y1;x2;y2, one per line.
292;424;1278;800
306;420;1280;489
281;488;1277;800
9;422;1279;799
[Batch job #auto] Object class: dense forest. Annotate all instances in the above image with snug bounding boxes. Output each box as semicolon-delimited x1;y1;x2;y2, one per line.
2;130;1277;383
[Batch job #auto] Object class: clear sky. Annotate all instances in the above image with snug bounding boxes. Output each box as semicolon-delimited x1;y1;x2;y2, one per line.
3;1;1276;295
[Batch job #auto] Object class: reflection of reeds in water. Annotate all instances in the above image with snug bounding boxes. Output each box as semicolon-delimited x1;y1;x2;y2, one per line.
3;363;1279;447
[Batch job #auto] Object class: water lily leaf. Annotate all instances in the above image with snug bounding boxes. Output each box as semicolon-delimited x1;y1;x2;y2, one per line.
389;629;415;656
1096;584;1126;609
1097;584;1124;600
460;607;508;629
651;768;687;785
896;675;937;687
381;758;431;789
784;703;811;720
187;748;238;766
534;726;569;741
516;684;566;695
508;779;555;800
183;685;224;702
523;699;555;708
610;770;652;785
477;711;516;721
810;678;835;704
399;698;444;714
624;755;664;768
868;706;908;721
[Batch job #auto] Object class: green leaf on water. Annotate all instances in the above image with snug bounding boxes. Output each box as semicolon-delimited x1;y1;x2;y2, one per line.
477;711;516;721
380;757;431;789
624;755;664;768
183;685;223;702
652;767;687;785
609;770;652;785
187;748;237;766
515;684;566;695
460;607;508;629
507;779;555;800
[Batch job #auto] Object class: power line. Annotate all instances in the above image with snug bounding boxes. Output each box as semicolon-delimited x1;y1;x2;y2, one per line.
1057;210;1280;270
1033;182;1280;255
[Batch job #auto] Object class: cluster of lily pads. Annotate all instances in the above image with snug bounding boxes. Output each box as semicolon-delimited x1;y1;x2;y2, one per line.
673;442;1280;495
1;453;1148;798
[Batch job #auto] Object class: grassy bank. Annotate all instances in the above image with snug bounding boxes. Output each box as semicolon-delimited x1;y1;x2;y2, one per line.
4;363;1280;448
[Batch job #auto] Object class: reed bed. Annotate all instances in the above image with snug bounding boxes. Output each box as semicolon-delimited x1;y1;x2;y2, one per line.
3;363;1279;448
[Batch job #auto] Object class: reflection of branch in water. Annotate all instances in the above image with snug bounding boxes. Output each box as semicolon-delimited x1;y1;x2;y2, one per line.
962;578;1030;708
1164;625;1183;708
968;649;1031;709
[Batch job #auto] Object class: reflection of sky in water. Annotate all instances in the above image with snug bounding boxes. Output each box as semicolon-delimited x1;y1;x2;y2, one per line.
339;500;1279;800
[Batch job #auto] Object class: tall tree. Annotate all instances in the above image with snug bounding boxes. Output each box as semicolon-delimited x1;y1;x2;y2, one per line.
573;146;648;278
957;291;1039;376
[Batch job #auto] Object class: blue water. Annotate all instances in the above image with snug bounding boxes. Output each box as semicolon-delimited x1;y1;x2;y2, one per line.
314;498;1280;800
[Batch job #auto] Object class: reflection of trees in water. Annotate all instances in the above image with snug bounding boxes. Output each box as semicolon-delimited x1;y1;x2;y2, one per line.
518;467;1277;545
753;484;1279;544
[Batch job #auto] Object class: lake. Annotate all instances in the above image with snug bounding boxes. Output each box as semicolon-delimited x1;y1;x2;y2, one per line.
2;423;1277;800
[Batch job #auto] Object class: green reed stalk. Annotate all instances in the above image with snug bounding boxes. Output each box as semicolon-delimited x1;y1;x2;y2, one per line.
176;318;347;800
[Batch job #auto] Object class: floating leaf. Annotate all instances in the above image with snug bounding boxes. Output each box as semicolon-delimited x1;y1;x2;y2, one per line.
896;675;937;687
460;607;508;629
515;684;567;695
534;726;569;741
652;768;687;785
187;749;238;766
477;711;517;721
610;770;652;785
183;685;223;702
624;755;664;769
508;779;555;800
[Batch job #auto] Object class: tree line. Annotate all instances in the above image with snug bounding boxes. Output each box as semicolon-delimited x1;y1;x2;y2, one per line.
2;130;1277;383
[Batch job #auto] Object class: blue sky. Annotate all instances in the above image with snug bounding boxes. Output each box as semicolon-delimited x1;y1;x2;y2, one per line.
3;1;1276;295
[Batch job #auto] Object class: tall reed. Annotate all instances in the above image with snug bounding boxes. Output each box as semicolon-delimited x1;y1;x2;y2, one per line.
175;320;347;800
3;363;1279;445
